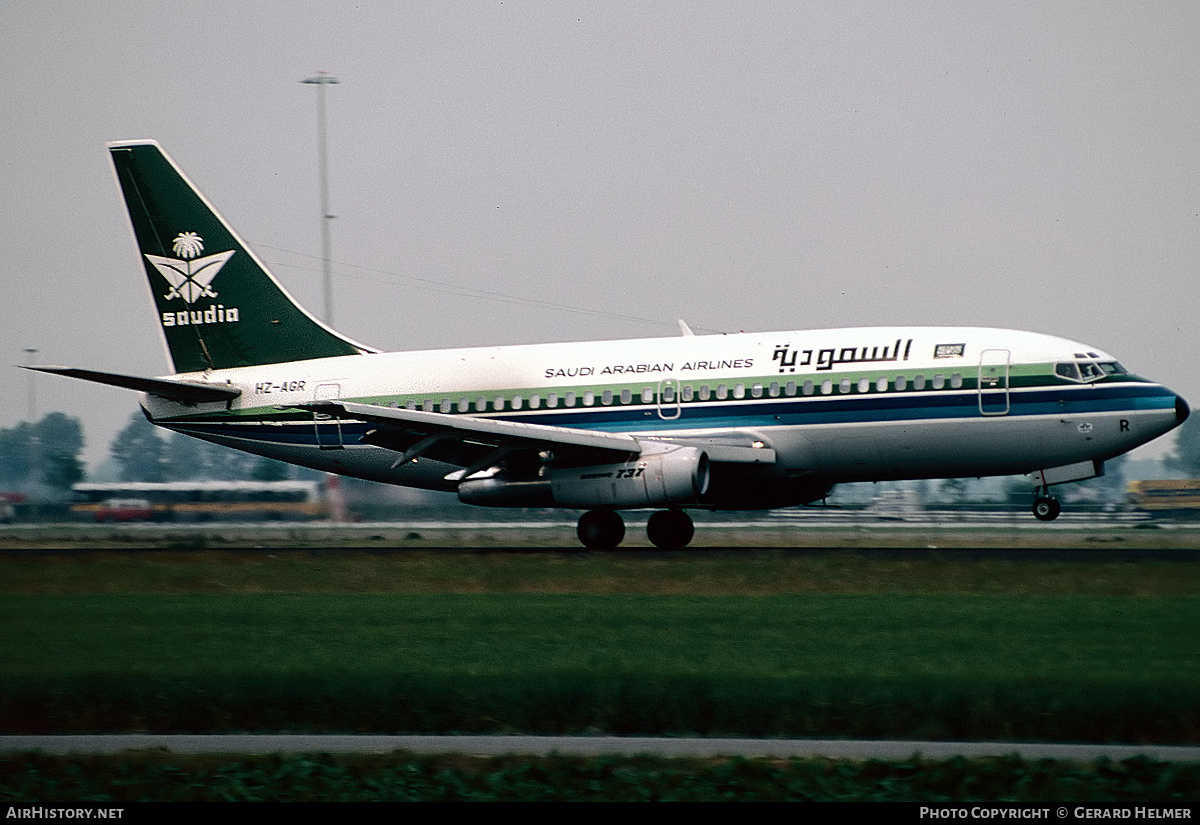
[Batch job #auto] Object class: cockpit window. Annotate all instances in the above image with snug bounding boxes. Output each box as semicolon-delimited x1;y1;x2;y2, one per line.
1055;363;1081;381
1055;360;1126;383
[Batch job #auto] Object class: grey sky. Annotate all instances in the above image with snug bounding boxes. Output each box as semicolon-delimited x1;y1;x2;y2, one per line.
2;2;1197;468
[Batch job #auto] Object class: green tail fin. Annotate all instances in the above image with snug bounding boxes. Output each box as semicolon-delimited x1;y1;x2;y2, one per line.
109;140;371;373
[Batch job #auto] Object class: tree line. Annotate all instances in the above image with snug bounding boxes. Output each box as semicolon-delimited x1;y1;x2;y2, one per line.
0;411;302;497
3;406;1200;496
107;412;299;482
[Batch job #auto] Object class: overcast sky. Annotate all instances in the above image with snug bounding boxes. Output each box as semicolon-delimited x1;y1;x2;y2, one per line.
2;2;1197;467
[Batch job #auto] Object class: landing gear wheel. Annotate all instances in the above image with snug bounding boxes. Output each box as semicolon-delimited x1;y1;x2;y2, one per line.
1032;496;1061;521
577;509;626;549
646;509;695;549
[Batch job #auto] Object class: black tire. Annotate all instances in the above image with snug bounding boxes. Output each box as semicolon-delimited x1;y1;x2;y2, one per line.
646;509;695;549
1032;497;1061;521
577;509;626;549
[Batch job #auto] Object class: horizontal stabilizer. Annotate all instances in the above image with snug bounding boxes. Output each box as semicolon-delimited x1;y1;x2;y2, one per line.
23;366;241;405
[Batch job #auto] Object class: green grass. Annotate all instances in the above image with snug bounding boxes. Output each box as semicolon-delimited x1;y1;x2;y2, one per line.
3;752;1198;802
3;548;1199;596
3;549;1197;800
2;590;1196;740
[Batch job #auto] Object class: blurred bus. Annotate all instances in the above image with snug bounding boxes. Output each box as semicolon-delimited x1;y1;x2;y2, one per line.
1126;479;1200;514
71;480;328;522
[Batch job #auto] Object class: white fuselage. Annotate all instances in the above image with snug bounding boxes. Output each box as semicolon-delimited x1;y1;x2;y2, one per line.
142;326;1184;508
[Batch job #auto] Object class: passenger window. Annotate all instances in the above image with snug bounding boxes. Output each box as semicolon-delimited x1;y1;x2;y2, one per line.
511;395;523;410
457;398;470;413
662;385;677;402
621;388;632;404
547;393;559;408
876;377;889;392
932;374;945;389
839;378;852;393
405;400;417;411
894;376;906;391
494;396;505;411
642;387;655;404
681;385;694;402
913;375;926;390
440;398;452;413
733;383;745;399
529;394;541;409
950;373;963;389
565;392;576;407
768;382;780;397
422;399;434;412
601;390;613;405
583;391;595;406
699;385;711;401
716;384;728;400
751;383;763;398
857;378;870;393
801;380;812;396
821;379;833;395
786;381;798;396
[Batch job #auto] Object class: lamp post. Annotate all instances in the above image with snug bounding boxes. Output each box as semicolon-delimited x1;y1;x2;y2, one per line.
22;347;39;495
301;71;339;325
23;348;38;422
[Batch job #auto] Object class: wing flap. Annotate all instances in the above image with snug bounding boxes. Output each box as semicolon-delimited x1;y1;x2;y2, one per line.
315;400;641;464
312;401;777;467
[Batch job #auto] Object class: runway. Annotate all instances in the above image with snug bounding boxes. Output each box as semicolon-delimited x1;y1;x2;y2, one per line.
4;735;1199;762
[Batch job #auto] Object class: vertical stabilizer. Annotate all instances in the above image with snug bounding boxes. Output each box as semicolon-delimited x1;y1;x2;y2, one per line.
109;140;371;373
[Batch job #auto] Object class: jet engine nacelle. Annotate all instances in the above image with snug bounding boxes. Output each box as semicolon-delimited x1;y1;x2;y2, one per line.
457;445;710;509
551;446;710;508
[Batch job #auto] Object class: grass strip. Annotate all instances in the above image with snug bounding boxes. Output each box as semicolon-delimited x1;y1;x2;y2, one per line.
2;752;1197;802
2;593;1196;741
3;550;1199;596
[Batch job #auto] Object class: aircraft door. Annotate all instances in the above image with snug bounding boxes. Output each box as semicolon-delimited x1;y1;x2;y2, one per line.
312;382;345;449
657;378;681;420
978;349;1010;416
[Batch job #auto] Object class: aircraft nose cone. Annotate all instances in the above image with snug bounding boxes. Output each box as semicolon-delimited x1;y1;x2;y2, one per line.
1177;394;1191;426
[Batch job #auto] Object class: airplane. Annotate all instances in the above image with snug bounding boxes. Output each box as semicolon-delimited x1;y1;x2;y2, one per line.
29;140;1190;548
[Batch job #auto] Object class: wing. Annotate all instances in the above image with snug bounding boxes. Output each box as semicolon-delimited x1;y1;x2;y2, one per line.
310;400;775;477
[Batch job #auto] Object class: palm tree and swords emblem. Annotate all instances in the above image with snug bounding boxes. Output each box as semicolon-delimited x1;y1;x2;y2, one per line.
145;232;234;304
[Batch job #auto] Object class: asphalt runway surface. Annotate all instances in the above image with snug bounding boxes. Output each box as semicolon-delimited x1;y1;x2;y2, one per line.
4;735;1200;762
4;519;1200;559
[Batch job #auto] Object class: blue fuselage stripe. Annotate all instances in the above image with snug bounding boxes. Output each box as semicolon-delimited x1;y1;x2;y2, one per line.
165;383;1176;446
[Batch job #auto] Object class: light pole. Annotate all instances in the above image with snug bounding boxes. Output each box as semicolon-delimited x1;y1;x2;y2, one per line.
301;71;339;325
23;348;38;422
22;347;39;494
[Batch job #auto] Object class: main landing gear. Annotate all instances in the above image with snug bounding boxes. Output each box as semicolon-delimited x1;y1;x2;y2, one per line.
576;508;695;549
1032;494;1061;521
576;509;625;549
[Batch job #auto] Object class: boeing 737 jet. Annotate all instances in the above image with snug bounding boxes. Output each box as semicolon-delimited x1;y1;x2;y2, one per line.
30;141;1190;547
